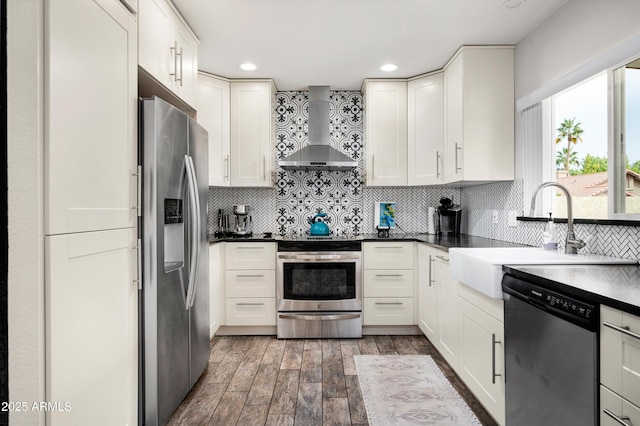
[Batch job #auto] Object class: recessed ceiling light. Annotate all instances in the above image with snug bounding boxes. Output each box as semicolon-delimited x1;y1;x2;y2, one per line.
502;0;525;9
380;63;399;72
239;63;257;71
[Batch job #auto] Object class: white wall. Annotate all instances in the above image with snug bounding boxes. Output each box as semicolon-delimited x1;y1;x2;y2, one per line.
515;0;640;103
7;0;46;424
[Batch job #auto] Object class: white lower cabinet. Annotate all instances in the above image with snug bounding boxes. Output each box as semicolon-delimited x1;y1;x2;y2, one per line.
225;298;276;326
363;242;416;326
460;291;505;425
434;252;460;371
209;242;223;337
600;304;640;422
417;243;504;424
364;298;415;326
223;242;276;327
417;244;438;342
601;385;640;426
45;228;137;425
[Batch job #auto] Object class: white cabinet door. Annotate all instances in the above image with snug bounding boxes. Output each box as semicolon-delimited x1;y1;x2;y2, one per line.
198;73;230;186
601;305;640;407
363;270;414;298
444;54;464;183
364;81;408;186
363;298;415;326
363;242;414;270
443;47;514;184
45;228;137;425
417;244;438;342
171;16;199;107
601;385;640;426
225;242;276;270
408;74;444;185
209;242;223;337
435;252;460;371
45;0;137;235
460;298;505;425
138;0;172;88
230;81;274;187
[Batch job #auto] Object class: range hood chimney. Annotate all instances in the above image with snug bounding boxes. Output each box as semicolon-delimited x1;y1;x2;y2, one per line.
278;86;358;171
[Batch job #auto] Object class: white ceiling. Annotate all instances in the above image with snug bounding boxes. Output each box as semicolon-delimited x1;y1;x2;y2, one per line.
172;0;568;91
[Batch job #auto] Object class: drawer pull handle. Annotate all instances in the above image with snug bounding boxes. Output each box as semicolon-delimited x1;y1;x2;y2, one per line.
492;333;502;384
375;302;403;305
429;255;435;287
374;274;403;277
436;255;449;262
603;321;640;340
279;313;360;321
235;274;265;278
375;246;404;249
236;247;264;250
236;302;265;306
603;408;631;426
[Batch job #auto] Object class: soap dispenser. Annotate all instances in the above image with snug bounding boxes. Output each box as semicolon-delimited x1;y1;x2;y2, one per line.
542;213;558;250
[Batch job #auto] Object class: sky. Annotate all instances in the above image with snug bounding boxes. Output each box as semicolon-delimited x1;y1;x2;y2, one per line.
553;68;640;165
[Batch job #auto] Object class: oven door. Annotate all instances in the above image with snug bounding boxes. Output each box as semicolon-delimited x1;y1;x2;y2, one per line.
277;251;362;312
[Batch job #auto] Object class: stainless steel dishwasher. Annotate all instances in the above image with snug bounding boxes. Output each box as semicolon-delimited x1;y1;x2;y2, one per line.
502;274;598;426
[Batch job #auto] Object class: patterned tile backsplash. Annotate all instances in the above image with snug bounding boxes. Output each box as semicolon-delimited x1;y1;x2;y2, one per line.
208;89;640;260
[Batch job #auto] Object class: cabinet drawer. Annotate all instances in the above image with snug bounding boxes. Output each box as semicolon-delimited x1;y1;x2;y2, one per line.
600;385;640;426
364;242;414;269
226;298;275;326
225;269;275;298
363;298;414;326
363;269;414;298
601;305;640;407
225;242;275;270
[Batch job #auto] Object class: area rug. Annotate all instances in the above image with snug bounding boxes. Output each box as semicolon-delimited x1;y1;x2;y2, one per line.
354;355;481;425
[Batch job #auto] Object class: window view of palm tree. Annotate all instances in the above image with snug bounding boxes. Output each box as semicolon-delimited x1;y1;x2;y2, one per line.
552;73;608;218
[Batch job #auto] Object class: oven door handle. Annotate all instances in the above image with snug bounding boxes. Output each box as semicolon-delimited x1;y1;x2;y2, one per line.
278;254;360;261
278;313;361;321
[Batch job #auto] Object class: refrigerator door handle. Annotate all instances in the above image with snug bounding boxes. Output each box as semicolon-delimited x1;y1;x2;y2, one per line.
184;155;201;309
184;155;200;310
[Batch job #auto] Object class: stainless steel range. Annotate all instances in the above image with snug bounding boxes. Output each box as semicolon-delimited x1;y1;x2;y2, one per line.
276;236;362;339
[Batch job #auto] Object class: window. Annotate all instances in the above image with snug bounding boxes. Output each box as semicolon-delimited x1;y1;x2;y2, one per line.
541;56;640;220
612;59;640;217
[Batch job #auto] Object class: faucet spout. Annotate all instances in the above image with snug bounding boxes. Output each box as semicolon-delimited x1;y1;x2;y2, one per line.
529;182;585;254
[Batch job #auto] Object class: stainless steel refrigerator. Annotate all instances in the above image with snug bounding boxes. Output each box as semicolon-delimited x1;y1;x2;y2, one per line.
140;96;209;425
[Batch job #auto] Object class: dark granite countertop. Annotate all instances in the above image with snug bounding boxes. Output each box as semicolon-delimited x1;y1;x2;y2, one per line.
503;264;640;317
210;232;528;251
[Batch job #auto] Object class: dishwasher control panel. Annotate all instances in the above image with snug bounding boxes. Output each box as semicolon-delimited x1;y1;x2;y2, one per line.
529;287;594;320
502;273;597;331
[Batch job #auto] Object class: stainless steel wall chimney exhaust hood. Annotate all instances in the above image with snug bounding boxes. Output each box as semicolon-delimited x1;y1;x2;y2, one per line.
279;86;358;171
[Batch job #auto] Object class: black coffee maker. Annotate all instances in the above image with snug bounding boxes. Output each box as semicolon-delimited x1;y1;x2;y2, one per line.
436;197;462;236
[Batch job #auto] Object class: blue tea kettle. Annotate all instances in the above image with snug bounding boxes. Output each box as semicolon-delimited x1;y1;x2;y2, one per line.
309;212;330;236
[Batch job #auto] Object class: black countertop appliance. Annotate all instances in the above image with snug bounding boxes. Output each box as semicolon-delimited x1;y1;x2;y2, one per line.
437;197;462;236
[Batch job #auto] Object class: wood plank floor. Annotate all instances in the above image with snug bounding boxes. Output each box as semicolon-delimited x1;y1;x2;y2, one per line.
167;335;498;426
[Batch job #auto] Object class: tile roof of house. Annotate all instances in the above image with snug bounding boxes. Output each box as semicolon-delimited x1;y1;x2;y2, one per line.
557;170;640;197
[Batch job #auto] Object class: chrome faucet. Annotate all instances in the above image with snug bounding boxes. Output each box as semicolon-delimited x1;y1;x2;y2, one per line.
529;182;586;254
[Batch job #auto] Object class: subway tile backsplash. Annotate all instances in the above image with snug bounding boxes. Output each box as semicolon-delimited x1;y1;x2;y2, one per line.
208;90;640;260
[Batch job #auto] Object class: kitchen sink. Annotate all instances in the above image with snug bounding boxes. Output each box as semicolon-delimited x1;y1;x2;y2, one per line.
449;247;637;299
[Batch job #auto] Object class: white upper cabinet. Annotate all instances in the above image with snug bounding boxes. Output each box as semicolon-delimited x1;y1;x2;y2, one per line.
138;0;171;87
443;46;514;184
408;73;444;185
364;80;408;186
45;0;137;235
138;0;199;107
229;80;275;187
197;73;231;186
